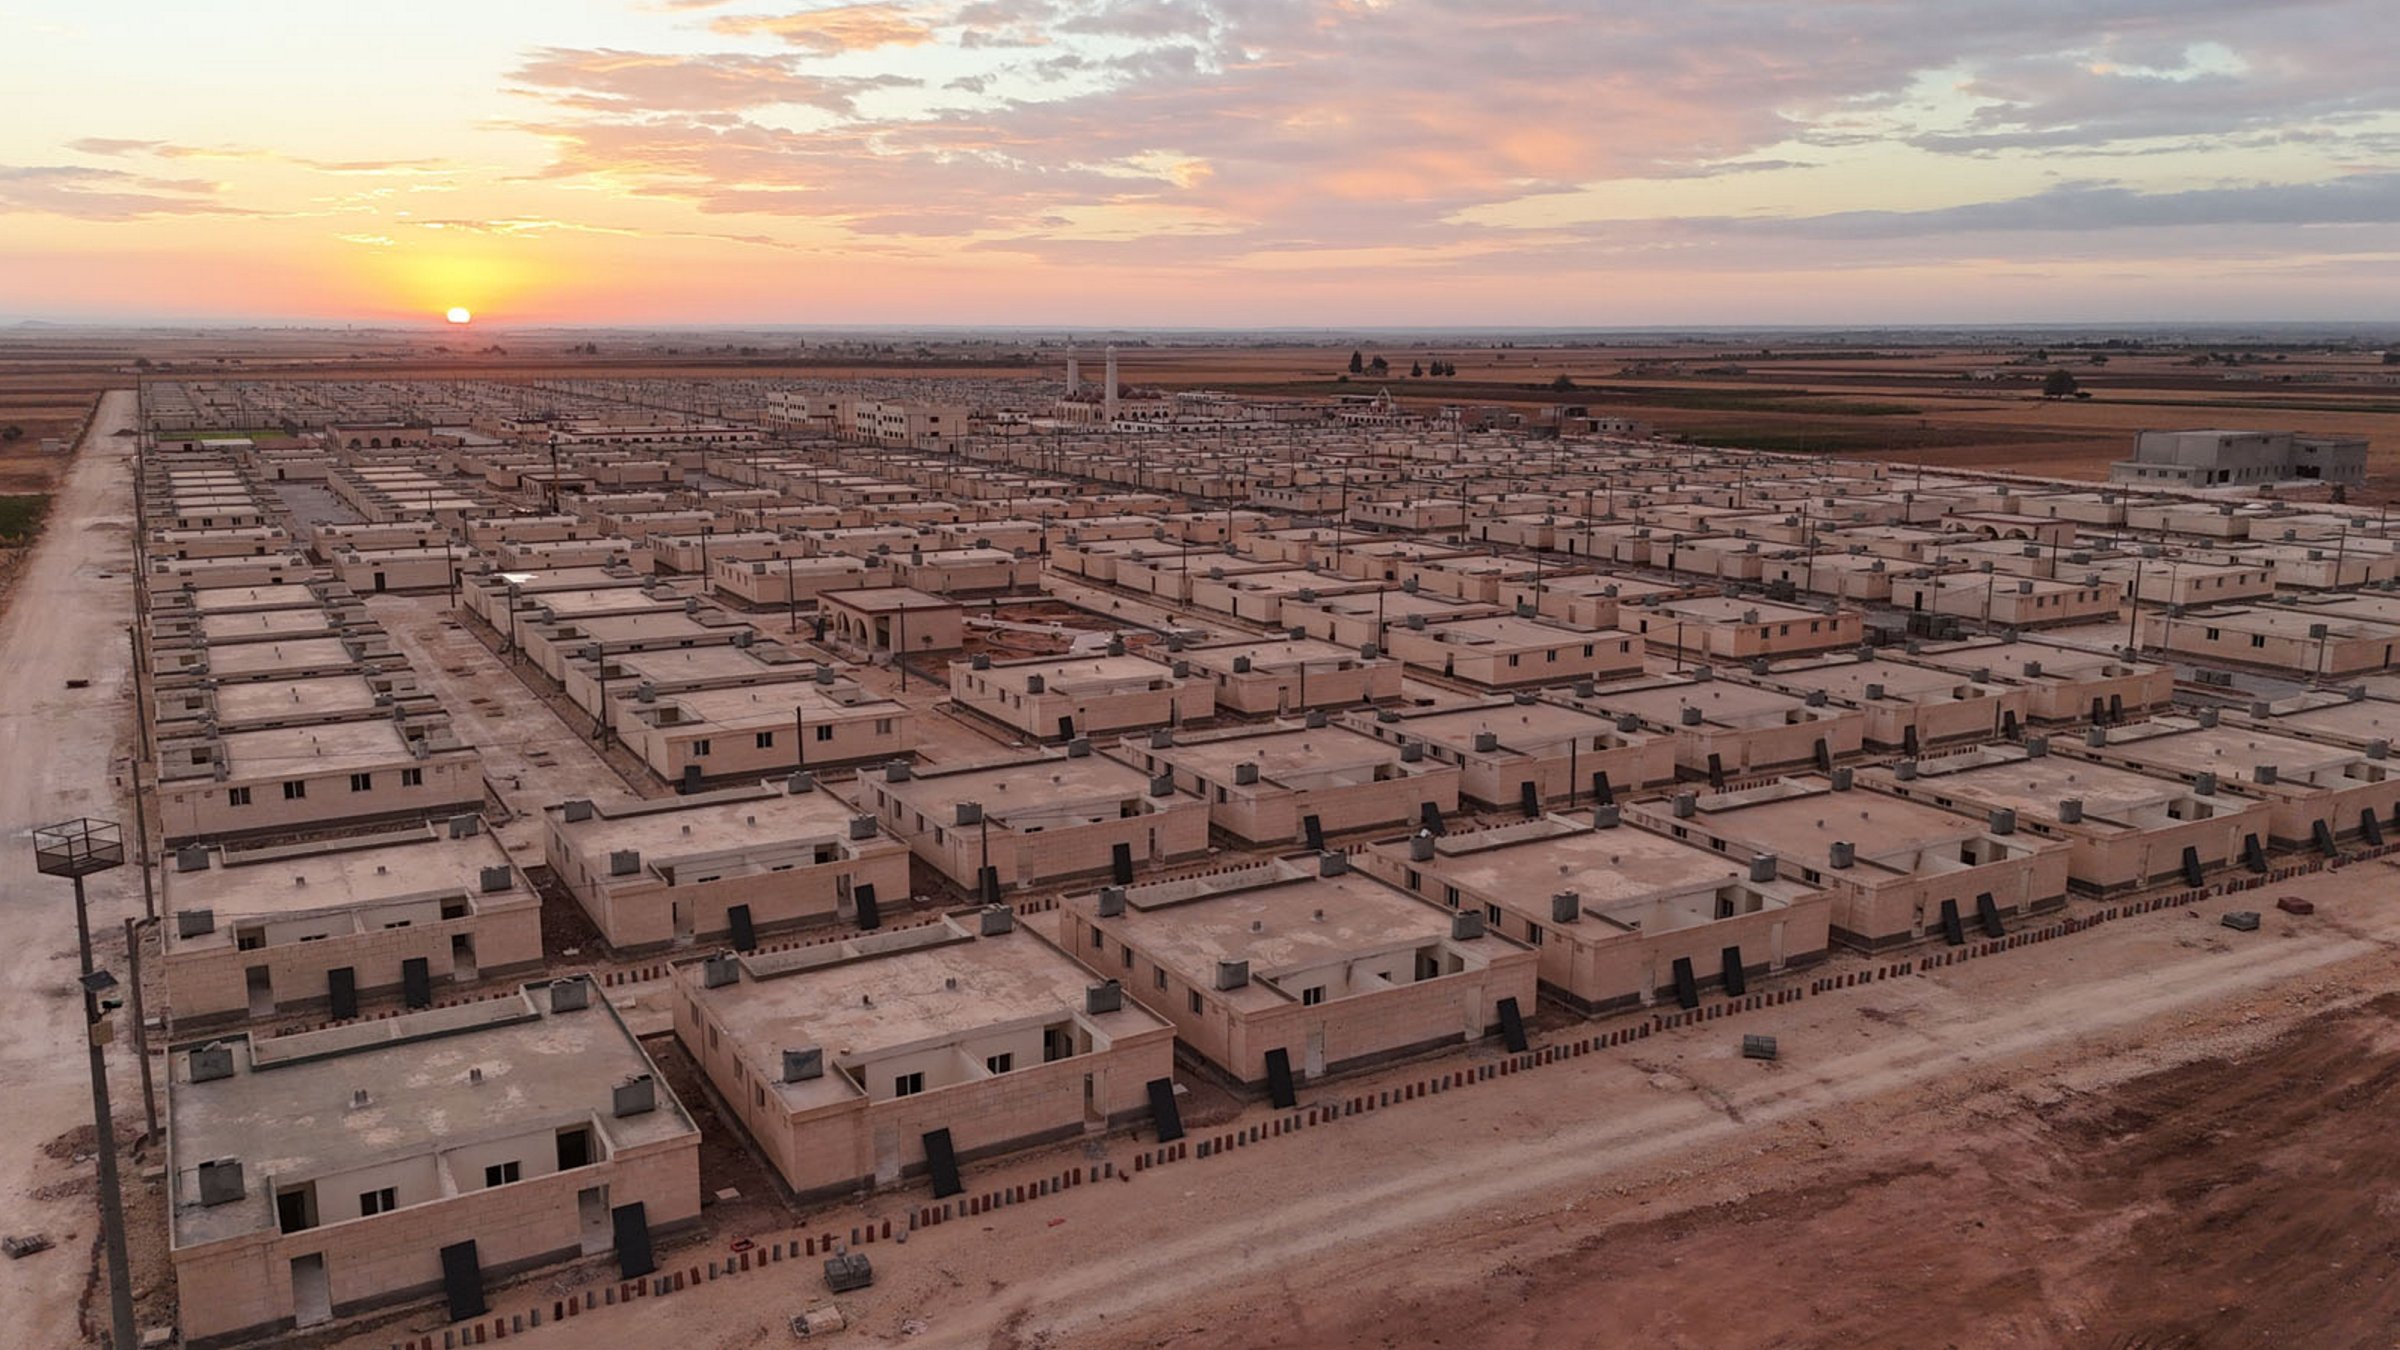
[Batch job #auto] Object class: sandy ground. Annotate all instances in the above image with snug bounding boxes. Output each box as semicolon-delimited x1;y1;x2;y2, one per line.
310;860;2400;1350
0;389;159;1347
361;594;648;864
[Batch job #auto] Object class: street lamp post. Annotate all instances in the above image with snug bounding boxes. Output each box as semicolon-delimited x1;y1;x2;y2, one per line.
33;818;137;1350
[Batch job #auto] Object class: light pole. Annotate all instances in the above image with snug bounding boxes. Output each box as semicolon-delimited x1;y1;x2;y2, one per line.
33;818;137;1350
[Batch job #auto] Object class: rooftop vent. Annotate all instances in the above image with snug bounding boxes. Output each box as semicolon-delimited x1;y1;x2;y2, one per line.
1749;854;1778;883
613;1074;657;1118
479;865;513;894
783;1047;825;1083
1086;980;1123;1015
1451;911;1485;940
188;1042;234;1083
980;904;1015;936
195;1158;244;1207
561;799;595;823
175;908;215;940
1551;891;1581;923
609;849;641;877
701;953;739;988
1097;886;1127;917
1215;958;1249;990
550;976;591;1011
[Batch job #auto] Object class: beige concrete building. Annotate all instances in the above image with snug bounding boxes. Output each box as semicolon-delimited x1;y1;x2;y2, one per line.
1360;812;1830;1011
1627;774;2070;950
1379;613;1641;688
1743;656;2029;753
1856;742;2276;895
674;910;1173;1198
1626;596;1863;664
1891;572;2121;629
156;718;484;845
848;749;1210;892
1115;722;1463;846
1281;588;1503;648
1177;636;1403;714
2138;603;2400;677
162;819;540;1027
820;587;965;658
1345;698;1676;809
1546;674;1866;781
617;678;913;786
2050;715;2400;850
1899;638;2175;725
948;652;1211;739
167;982;699;1346
542;778;913;952
1061;856;1537;1089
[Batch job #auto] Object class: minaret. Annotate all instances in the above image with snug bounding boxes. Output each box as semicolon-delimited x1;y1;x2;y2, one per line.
1066;347;1079;397
1103;343;1119;421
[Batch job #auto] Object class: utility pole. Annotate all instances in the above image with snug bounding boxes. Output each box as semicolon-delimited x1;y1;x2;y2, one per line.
33;820;137;1350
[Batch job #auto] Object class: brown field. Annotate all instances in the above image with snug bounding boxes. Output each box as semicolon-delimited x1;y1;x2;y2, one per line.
6;330;2400;497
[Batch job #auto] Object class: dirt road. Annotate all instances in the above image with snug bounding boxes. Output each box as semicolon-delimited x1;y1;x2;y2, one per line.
0;389;150;1348
340;861;2400;1350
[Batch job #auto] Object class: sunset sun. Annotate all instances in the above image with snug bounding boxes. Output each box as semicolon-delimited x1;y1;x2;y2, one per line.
444;306;472;325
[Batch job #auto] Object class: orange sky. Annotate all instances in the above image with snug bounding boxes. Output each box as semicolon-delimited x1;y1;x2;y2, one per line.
4;1;2398;326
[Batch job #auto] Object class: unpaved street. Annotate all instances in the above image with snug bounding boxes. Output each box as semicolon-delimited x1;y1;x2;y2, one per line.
0;390;149;1349
332;861;2400;1350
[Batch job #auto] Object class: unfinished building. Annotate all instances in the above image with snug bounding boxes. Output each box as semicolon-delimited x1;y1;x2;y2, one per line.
672;910;1172;1199
1059;856;1538;1090
1360;811;1829;1011
167;980;700;1346
542;778;913;951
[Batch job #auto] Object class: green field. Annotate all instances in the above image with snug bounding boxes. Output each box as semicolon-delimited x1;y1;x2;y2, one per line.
0;494;48;544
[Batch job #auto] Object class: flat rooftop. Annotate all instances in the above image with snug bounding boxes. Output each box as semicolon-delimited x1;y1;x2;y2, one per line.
1765;659;1989;703
208;674;385;727
821;586;959;613
198;608;336;644
219;718;428;778
201;634;362;677
706;921;1164;1112
191;584;320;614
1106;865;1480;1014
1183;637;1373;669
551;781;865;871
1876;751;2189;828
1689;778;1987;859
1904;639;2151;683
1148;724;1410;784
1389;701;1627;750
2088;722;2364;779
169;983;691;1248
165;825;520;945
1572;678;1817;728
877;753;1156;812
1420;819;1754;911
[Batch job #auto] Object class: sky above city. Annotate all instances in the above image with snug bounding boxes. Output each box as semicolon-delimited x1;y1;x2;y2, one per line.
3;0;2397;326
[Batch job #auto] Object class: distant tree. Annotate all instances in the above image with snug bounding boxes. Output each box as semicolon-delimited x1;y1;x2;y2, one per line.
2033;348;2049;363
1410;361;1423;377
2042;368;2080;399
1348;350;1364;374
2088;354;2109;365
2385;352;2400;365
1550;374;1577;392
1369;355;1389;376
132;356;152;369
0;425;20;442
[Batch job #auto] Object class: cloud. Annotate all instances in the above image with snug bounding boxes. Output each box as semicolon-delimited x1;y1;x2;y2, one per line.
0;164;243;220
1736;173;2400;240
508;46;917;113
482;0;2400;280
708;4;937;54
66;137;450;175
